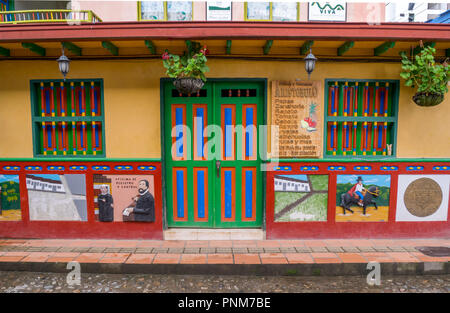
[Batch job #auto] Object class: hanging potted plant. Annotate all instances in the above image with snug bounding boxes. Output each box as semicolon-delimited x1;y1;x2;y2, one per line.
400;43;449;107
162;41;209;94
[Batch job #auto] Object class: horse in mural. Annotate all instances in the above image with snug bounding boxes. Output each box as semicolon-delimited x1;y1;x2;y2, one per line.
340;186;380;216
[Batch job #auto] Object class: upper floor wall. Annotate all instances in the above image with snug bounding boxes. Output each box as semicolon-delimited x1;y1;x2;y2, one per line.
71;1;385;23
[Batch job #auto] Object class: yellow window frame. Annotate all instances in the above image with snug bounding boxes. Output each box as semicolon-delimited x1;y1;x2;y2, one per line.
244;2;300;22
137;1;194;21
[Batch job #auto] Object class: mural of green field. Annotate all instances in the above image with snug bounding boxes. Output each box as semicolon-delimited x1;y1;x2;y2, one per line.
274;175;328;222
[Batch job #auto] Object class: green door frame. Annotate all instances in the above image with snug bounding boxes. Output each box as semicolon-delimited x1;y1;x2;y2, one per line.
160;78;268;229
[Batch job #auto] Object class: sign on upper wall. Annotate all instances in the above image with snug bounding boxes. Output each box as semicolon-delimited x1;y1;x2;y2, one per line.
271;80;322;158
308;1;347;22
207;1;232;21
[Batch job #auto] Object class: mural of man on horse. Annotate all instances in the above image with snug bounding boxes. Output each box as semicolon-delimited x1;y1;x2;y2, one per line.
340;176;381;216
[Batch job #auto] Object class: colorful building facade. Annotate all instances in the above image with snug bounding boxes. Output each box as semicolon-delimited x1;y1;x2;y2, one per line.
0;1;449;240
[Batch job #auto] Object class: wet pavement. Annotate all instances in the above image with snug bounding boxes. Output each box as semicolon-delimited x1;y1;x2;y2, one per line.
0;271;448;293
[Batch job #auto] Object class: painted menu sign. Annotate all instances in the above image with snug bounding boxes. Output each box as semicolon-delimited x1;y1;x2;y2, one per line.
271;80;322;158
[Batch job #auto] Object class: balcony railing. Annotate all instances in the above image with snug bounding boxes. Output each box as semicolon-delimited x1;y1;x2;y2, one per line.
0;10;102;24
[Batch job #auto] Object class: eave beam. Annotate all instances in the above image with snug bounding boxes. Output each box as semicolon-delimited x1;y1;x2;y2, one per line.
263;40;273;55
337;41;354;56
0;45;10;57
101;41;118;56
226;40;232;55
21;42;45;56
300;40;314;55
145;40;156;54
374;41;395;56
62;42;82;56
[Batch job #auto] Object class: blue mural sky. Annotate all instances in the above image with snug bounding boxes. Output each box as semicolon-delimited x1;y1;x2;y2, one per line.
279;175;308;181
337;174;391;187
0;174;19;184
31;174;61;182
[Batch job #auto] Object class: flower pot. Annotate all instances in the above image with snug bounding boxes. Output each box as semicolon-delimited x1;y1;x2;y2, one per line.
173;78;204;95
412;92;444;107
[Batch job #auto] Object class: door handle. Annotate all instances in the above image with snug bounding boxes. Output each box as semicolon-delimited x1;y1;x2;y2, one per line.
216;160;221;178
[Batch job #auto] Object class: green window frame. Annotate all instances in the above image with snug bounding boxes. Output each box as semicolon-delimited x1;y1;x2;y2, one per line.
324;79;399;158
244;2;300;21
30;79;105;158
137;1;193;21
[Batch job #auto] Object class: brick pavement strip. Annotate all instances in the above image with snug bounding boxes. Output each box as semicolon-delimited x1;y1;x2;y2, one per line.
247;248;265;253
232;248;249;254
41;247;60;252
216;248;232;253
280;247;297;253
200;248;217;254
342;246;360;253
184;248;200;254
72;247;92;253
263;248;281;253
119;248;136;253
310;247;328;253
357;246;376;252
326;246;344;253
388;246;406;252
168;248;184;254
88;247;106;253
26;247;44;252
152;248;169;253
135;248;155;254
103;248;122;253
295;247;312;253
57;247;74;252
374;246;391;252
402;246;419;252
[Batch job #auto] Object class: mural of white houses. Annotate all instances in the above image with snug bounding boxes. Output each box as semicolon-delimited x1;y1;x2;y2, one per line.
26;174;65;193
274;175;311;192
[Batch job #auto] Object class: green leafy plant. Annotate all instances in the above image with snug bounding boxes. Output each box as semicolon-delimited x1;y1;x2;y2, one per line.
162;41;209;82
400;45;449;95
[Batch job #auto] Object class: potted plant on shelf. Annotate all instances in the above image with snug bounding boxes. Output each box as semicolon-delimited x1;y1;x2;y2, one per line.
162;41;209;94
400;43;449;107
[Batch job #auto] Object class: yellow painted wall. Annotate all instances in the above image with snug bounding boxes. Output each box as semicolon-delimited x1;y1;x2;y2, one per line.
0;58;449;159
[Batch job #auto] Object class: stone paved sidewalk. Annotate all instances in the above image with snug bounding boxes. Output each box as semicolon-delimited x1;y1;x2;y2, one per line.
0;238;448;266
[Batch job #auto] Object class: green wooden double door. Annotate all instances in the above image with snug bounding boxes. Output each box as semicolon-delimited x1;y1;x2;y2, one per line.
164;80;265;228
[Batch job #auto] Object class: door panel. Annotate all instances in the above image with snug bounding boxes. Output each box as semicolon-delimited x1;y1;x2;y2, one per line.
165;80;264;228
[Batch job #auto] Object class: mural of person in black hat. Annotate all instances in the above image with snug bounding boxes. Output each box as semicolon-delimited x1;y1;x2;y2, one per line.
347;176;366;206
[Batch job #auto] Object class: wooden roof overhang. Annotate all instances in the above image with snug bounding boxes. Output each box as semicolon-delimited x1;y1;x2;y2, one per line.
0;21;449;61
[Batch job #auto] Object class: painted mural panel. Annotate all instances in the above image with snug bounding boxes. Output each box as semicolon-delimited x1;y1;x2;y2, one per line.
167;1;192;21
396;175;449;222
207;1;232;21
27;174;87;221
336;174;390;222
272;2;298;21
0;175;21;221
140;1;165;20
308;1;346;21
246;2;270;20
274;174;328;221
93;175;155;222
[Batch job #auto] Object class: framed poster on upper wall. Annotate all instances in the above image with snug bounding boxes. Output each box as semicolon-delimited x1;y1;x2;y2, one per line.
308;1;347;22
207;1;232;21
